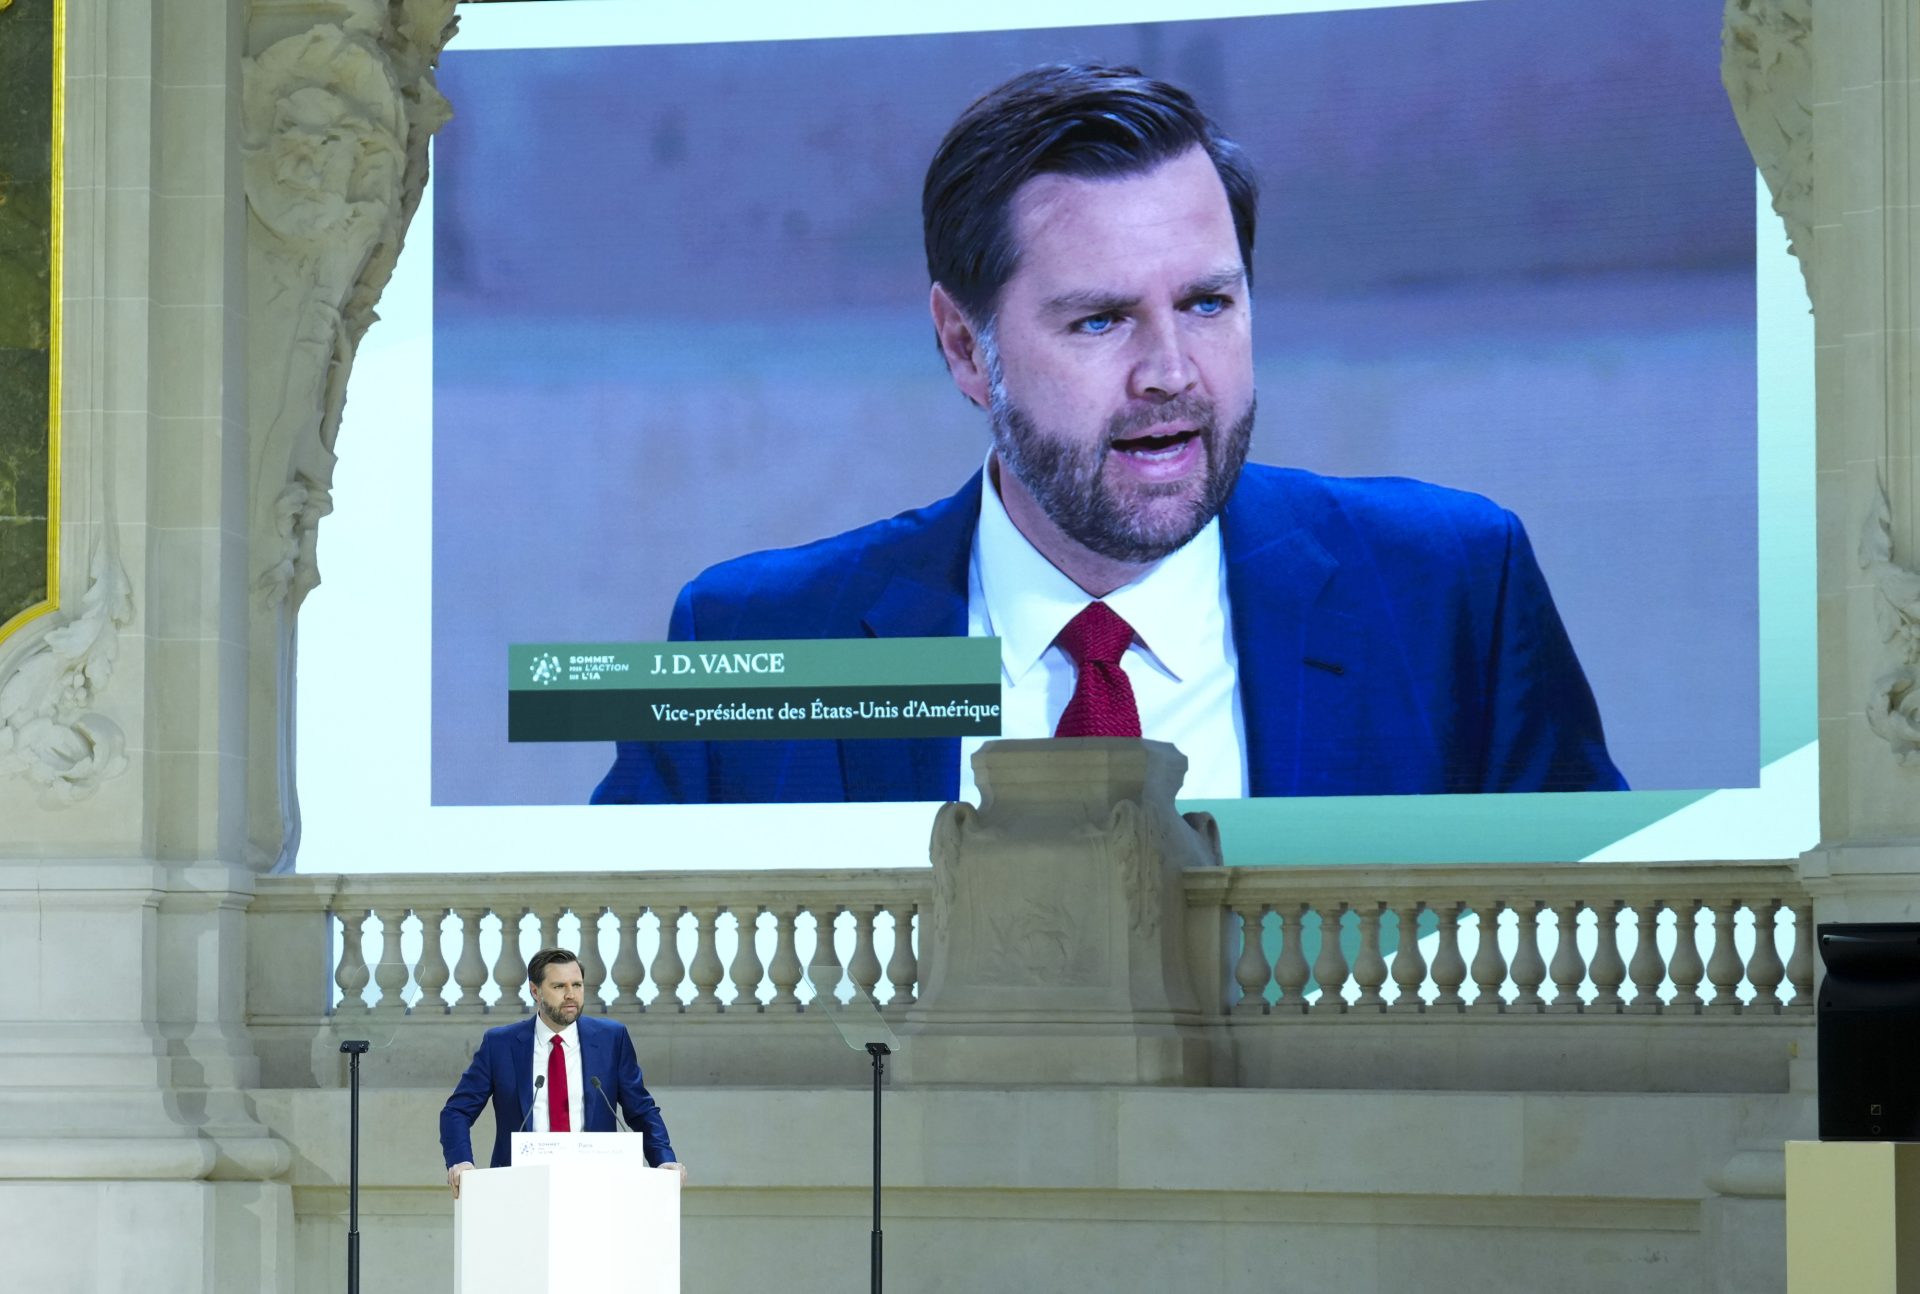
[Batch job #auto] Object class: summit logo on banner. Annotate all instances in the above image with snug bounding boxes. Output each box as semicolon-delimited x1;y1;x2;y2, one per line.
527;652;564;686
507;638;1002;743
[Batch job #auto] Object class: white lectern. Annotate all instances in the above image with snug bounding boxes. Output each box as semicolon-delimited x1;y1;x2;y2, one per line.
455;1135;680;1293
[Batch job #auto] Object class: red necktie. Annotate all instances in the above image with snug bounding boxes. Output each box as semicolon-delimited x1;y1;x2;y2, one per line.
1053;601;1142;738
547;1036;571;1132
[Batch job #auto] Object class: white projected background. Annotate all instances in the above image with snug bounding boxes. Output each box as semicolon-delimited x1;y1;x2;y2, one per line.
295;0;1816;875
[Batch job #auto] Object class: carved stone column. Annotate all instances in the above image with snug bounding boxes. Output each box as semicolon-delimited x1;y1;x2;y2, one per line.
1728;0;1920;919
244;0;454;869
898;739;1222;1086
0;0;453;1287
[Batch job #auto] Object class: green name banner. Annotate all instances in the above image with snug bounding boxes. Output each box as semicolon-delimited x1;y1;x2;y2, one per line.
508;638;1003;743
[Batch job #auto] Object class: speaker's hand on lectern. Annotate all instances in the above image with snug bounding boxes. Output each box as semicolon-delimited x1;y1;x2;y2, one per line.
662;1161;688;1185
448;1161;474;1198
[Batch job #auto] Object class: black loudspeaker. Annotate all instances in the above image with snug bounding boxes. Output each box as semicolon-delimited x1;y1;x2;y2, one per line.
1818;923;1920;1141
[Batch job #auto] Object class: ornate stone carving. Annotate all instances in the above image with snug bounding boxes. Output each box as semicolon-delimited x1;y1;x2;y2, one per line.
1109;799;1161;938
1860;475;1920;761
1721;0;1814;301
242;0;456;867
0;546;134;803
1182;809;1223;865
928;800;974;949
243;0;455;612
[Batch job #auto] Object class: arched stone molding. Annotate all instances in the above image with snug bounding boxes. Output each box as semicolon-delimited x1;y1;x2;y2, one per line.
242;0;455;867
1721;0;1814;304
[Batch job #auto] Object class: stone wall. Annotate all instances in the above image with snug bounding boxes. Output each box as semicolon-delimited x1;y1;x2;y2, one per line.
258;1084;1805;1294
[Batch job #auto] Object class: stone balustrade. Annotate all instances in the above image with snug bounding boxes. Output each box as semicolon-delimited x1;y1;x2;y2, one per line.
252;870;929;1015
1186;861;1812;1015
245;870;930;1088
248;854;1814;1094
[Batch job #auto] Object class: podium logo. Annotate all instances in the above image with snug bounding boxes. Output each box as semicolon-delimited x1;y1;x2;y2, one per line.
528;652;564;686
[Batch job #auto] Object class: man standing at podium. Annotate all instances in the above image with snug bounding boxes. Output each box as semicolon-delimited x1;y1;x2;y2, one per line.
441;948;683;1196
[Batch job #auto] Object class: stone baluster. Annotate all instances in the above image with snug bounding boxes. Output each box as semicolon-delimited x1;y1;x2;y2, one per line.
1430;903;1467;1010
1546;901;1587;1012
608;907;646;1013
1786;902;1815;1013
652;907;689;1011
1508;901;1546;1011
885;905;920;1007
807;904;845;1006
452;908;491;1013
1273;905;1311;1013
1705;899;1745;1013
1351;903;1388;1011
543;905;567;953
726;906;766;1012
687;905;725;1010
848;907;883;1003
576;906;609;1011
1626;900;1667;1013
493;907;531;1013
414;908;452;1015
1389;902;1427;1012
1667;899;1705;1011
334;909;371;1012
1232;904;1271;1014
1468;902;1508;1012
1746;900;1786;1012
1587;900;1626;1012
373;907;410;1013
1311;903;1351;1013
767;906;804;1009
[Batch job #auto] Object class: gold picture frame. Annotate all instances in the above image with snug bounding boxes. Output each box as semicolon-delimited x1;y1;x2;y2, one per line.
0;0;61;646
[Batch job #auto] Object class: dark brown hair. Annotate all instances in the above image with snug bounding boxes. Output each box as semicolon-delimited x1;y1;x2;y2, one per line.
527;947;581;988
922;63;1258;324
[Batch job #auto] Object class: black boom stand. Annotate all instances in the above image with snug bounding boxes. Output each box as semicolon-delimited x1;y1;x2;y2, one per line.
340;1039;370;1294
867;1041;890;1294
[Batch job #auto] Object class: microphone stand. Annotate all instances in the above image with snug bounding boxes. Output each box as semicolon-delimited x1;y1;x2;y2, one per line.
339;1040;370;1294
867;1041;890;1294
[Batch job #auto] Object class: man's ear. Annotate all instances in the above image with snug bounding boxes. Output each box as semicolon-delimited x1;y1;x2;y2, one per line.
930;282;991;409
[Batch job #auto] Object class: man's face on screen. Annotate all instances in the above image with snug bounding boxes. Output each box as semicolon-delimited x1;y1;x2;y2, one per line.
532;961;585;1030
982;146;1255;568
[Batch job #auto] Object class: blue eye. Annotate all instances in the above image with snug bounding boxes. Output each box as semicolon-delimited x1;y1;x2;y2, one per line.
1191;295;1228;316
1075;314;1118;335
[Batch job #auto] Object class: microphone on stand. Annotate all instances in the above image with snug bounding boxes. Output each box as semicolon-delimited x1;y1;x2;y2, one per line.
590;1076;627;1132
518;1074;546;1133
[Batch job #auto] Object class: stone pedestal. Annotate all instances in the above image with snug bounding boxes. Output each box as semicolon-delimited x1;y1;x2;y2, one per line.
0;860;294;1288
1786;1141;1920;1293
898;739;1221;1086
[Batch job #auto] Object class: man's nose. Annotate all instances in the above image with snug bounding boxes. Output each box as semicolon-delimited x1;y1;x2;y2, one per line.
1128;315;1197;400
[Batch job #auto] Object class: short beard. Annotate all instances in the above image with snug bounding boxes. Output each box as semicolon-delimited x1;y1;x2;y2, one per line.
980;323;1254;564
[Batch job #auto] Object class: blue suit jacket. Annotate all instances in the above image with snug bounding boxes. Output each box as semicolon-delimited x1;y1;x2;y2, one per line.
439;1015;676;1169
592;465;1624;803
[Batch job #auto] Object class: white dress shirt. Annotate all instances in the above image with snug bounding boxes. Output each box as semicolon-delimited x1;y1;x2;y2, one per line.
530;1016;585;1133
959;456;1248;803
